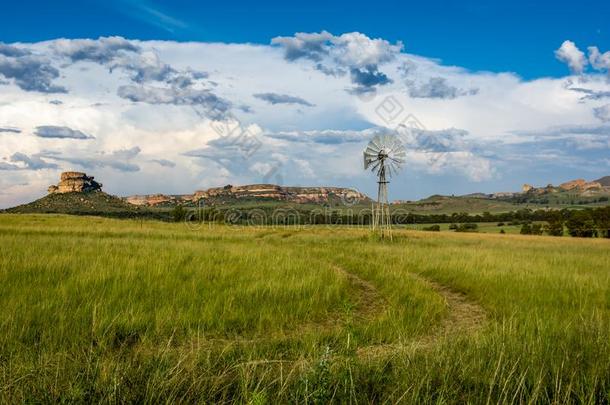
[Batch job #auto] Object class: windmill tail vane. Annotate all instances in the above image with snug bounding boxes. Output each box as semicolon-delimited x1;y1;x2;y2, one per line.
363;134;406;239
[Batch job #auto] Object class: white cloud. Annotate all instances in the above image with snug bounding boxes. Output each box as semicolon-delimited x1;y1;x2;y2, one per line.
588;46;610;73
594;104;610;122
555;40;587;74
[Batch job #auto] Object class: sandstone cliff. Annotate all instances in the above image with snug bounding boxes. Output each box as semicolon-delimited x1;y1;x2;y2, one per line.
558;179;602;191
48;172;102;194
125;184;370;206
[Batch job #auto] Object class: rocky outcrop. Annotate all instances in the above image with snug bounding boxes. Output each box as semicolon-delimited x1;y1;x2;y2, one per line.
558;179;602;191
125;184;370;206
48;172;102;194
518;178;605;196
559;179;586;190
124;194;177;206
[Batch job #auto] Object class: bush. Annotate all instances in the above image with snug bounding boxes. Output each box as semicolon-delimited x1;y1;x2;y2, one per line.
171;205;187;222
591;206;610;238
520;223;532;235
530;223;543;235
455;223;478;232
497;222;505;227
499;229;505;234
566;211;597;237
448;223;458;230
544;212;564;236
422;224;441;232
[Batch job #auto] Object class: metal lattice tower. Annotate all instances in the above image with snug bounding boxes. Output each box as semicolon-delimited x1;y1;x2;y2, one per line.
363;134;406;239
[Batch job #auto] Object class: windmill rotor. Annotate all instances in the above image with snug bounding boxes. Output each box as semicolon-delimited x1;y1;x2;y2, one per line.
363;133;405;239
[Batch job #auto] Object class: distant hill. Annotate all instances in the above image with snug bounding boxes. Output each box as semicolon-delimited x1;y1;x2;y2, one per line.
3;171;160;218
594;176;610;187
3;191;155;218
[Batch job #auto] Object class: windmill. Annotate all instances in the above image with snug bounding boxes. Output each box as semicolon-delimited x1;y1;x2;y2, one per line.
363;134;406;239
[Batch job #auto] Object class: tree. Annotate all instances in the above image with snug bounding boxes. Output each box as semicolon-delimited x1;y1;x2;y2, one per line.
592;206;610;238
530;223;543;235
520;223;532;235
171;205;187;222
544;211;564;236
565;211;597;238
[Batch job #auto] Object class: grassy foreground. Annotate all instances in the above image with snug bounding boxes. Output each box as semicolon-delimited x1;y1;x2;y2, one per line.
0;214;608;403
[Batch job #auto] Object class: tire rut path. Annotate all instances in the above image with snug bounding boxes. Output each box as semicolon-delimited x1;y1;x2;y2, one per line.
357;271;487;358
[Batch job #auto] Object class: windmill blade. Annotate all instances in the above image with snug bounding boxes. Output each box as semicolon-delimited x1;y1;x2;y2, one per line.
388;160;401;174
392;143;406;154
388;138;403;154
364;152;379;170
389;156;405;164
369;135;383;151
392;147;406;156
364;146;380;157
370;159;382;175
386;162;394;178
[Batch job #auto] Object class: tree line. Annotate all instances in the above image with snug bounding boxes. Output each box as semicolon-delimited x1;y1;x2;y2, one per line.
172;205;610;238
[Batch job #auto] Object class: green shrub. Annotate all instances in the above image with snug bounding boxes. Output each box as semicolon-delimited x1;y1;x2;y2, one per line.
455;223;478;232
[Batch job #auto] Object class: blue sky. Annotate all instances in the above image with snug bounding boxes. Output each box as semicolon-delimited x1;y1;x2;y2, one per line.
2;0;609;79
0;1;609;207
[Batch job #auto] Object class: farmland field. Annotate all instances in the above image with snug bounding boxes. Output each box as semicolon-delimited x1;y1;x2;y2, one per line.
0;214;609;403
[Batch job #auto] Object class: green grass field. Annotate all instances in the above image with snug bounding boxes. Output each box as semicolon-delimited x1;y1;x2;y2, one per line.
0;214;608;403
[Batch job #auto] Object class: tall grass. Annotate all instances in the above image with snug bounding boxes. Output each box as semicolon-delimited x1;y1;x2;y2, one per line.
0;214;608;403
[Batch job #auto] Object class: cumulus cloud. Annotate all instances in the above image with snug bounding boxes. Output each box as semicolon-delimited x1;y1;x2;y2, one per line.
406;77;478;99
331;32;402;67
0;152;58;170
10;152;58;170
0;161;18;170
117;84;231;119
350;66;391;88
418;150;494;182
53;36;209;88
0;43;31;57
266;128;373;144
113;50;177;83
151;158;176;167
254;92;314;107
594;104;610;122
555;41;610;76
0;53;67;93
588;46;610;73
0;126;21;134
513;123;610;138
568;87;610;100
398;127;469;152
271;31;334;62
34;125;94;139
42;147;141;172
272;31;402;91
508;123;610;151
52;36;139;64
555;40;588;74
